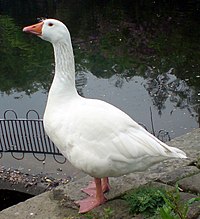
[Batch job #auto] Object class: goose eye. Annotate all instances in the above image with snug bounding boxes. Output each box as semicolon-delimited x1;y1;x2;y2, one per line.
48;23;54;27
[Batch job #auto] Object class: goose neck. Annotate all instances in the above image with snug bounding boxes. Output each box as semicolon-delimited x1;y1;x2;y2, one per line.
49;41;78;97
53;41;75;84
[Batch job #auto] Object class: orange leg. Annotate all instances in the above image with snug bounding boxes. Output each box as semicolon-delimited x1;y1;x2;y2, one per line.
81;177;110;196
102;177;110;193
75;178;107;213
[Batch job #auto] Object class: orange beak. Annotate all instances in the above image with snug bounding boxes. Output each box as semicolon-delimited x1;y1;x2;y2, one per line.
23;21;44;36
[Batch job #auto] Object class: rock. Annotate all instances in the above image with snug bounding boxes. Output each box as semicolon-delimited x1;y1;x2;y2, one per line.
178;173;200;194
89;199;133;219
0;129;200;218
180;192;200;219
157;166;200;185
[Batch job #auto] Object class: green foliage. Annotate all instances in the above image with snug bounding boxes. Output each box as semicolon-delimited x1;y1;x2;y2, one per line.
1;1;200;117
124;186;166;217
158;205;179;219
125;184;200;219
0;15;53;95
155;184;200;219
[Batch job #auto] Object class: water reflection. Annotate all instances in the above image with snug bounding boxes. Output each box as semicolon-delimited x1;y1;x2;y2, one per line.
0;0;200;139
144;68;192;115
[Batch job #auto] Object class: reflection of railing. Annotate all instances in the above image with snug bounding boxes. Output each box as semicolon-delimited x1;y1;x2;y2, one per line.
0;110;66;164
139;123;171;143
0;110;171;164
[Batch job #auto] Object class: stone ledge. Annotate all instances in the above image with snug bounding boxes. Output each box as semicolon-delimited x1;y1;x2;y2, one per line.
0;128;199;219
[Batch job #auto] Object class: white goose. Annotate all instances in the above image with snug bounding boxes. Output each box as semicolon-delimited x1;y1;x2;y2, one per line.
23;19;187;213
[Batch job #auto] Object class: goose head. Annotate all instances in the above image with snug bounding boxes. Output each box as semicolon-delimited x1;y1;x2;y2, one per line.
23;19;71;44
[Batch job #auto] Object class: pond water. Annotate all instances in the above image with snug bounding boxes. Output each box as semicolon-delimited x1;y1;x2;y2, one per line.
0;1;200;176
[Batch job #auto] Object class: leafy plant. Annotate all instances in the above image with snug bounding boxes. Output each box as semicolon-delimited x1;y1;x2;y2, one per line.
156;184;200;219
124;186;166;218
158;204;179;219
124;184;200;219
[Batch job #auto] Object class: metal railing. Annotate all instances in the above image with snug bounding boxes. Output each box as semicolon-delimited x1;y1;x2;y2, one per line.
0;110;66;163
0;109;170;164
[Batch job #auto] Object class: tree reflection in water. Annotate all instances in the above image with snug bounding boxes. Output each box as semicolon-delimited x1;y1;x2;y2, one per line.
0;0;199;136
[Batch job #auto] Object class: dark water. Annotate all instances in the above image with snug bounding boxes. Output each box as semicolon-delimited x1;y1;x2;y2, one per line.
0;1;200;156
0;189;33;210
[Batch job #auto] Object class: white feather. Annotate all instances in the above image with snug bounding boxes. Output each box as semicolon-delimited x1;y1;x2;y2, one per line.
34;19;187;178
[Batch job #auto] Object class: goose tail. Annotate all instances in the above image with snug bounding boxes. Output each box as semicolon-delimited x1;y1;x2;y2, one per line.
166;146;187;159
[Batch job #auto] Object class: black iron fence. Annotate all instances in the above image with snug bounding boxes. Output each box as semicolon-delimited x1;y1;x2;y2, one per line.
0;110;66;163
0;109;170;164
